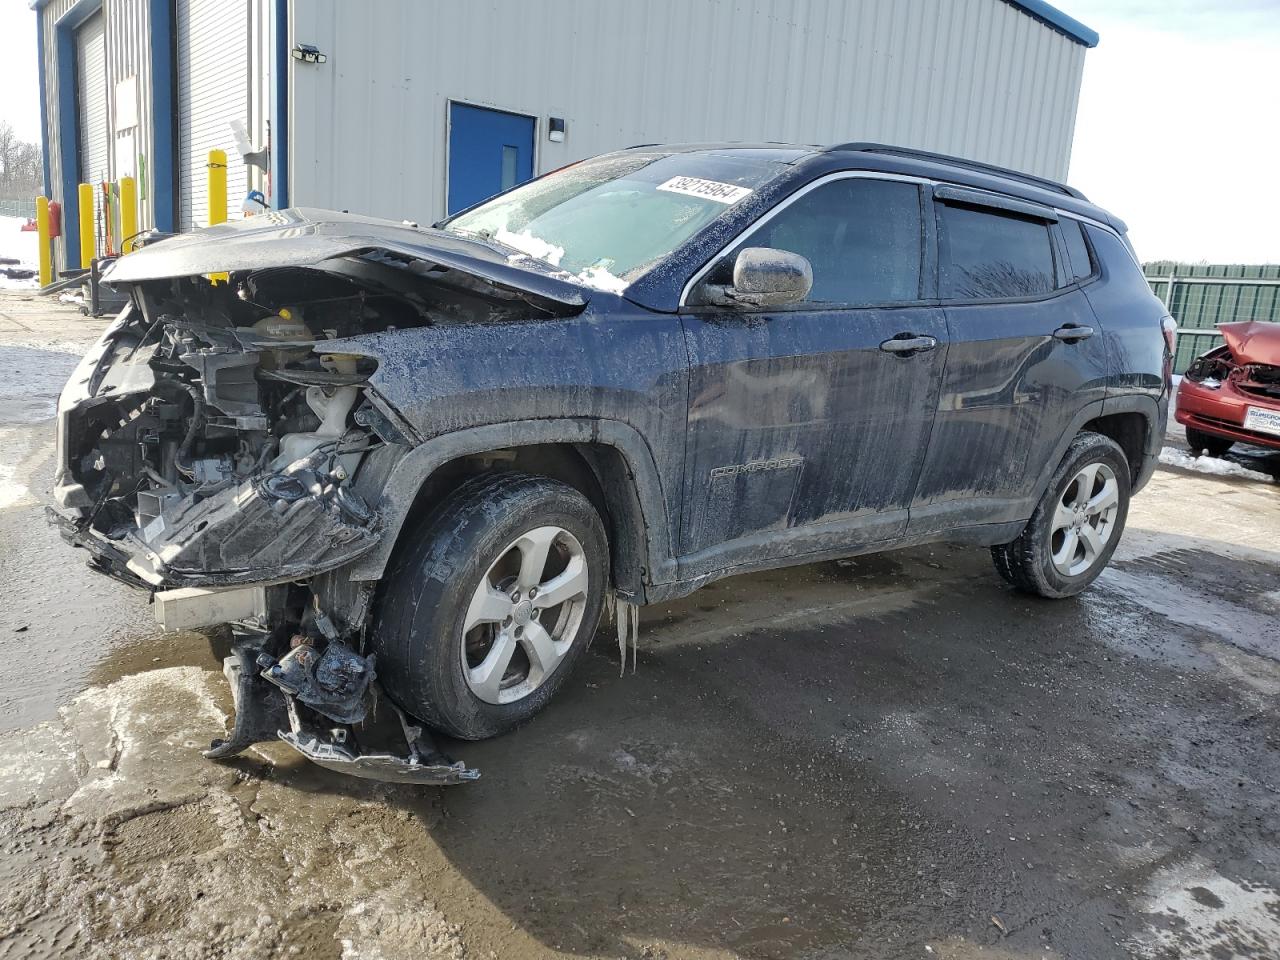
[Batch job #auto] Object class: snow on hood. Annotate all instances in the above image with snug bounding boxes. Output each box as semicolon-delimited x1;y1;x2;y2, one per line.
573;265;629;294
495;228;565;267
1220;320;1280;367
494;229;629;293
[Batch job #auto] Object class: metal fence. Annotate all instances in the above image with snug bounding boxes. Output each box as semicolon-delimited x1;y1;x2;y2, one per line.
0;198;37;220
1144;263;1280;372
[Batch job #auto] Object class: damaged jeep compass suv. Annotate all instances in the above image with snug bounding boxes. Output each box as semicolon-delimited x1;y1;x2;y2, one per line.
50;143;1171;783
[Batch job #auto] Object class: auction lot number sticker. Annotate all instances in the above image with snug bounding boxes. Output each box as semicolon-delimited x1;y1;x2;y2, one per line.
657;176;754;205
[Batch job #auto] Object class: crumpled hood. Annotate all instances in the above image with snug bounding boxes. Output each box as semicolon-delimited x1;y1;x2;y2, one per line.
102;207;589;313
1220;320;1280;367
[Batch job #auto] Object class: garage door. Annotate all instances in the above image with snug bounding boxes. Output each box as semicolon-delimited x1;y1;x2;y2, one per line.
176;0;250;230
76;11;109;187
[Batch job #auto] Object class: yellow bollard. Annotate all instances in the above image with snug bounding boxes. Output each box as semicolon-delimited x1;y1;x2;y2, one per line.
119;176;138;253
78;182;95;269
207;149;227;226
35;196;52;288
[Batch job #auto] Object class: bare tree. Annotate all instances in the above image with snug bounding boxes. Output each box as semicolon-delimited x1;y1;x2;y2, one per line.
0;121;17;187
0;120;44;200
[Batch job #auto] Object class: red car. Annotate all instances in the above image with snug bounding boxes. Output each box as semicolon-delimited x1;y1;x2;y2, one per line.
1176;320;1280;454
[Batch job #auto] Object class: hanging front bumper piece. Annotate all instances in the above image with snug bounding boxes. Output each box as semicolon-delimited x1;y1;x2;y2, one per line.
209;631;480;785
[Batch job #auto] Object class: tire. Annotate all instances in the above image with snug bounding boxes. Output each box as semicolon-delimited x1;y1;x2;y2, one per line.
990;431;1131;599
1185;426;1234;458
372;472;609;739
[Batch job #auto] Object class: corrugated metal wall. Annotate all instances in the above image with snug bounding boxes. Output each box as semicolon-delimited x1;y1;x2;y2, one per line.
177;0;250;230
1146;263;1280;372
75;12;108;185
175;0;272;228
104;0;155;231
288;0;1087;224
39;0;159;252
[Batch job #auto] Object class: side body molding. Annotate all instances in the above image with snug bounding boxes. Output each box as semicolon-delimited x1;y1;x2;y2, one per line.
343;418;677;590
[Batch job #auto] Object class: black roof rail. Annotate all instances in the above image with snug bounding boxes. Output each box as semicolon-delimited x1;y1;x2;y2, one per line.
821;141;1087;201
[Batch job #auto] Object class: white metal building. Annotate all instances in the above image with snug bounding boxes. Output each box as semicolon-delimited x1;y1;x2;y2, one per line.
35;0;1098;270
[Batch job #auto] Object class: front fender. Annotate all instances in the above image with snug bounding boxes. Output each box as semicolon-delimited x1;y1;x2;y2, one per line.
343;418;677;587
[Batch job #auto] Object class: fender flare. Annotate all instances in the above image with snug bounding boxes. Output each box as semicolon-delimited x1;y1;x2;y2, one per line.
1029;394;1160;505
344;418;676;586
1101;392;1163;492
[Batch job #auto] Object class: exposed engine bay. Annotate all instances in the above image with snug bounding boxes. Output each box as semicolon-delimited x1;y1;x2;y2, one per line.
47;214;590;785
1185;343;1280;400
1185;319;1280;399
52;270;407;587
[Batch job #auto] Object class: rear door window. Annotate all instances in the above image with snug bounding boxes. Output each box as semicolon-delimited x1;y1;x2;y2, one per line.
937;202;1056;300
1059;218;1095;283
713;177;924;306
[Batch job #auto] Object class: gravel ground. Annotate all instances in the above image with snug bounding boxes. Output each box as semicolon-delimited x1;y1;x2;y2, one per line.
1;289;1277;960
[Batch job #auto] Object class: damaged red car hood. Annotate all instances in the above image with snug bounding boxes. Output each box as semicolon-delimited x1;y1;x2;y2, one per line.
1220;320;1280;367
102;207;589;313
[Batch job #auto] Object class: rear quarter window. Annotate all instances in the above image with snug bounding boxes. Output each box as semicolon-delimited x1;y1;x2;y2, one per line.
1084;223;1150;290
1060;218;1095;283
937;203;1056;300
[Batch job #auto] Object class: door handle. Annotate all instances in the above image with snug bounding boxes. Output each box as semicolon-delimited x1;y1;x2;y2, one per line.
1053;324;1095;342
879;334;938;355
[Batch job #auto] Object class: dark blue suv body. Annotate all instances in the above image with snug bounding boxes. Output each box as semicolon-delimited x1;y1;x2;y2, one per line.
52;142;1172;770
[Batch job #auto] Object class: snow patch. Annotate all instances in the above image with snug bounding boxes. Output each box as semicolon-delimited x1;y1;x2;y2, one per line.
0;449;33;508
338;883;467;959
1158;447;1275;483
494;227;564;266
1130;859;1280;959
574;264;629;294
0;720;79;808
0;214;40;290
60;666;230;820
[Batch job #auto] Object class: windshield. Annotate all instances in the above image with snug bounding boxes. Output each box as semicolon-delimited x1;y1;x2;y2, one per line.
443;152;787;293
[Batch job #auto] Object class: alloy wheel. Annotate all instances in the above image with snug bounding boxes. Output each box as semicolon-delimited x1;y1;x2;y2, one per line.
460;526;590;705
1049;461;1120;577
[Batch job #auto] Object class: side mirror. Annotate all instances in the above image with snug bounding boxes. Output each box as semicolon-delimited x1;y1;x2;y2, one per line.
701;247;813;308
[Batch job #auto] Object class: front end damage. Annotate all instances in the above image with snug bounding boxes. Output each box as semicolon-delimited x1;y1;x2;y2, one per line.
1177;320;1280;450
48;210;588;784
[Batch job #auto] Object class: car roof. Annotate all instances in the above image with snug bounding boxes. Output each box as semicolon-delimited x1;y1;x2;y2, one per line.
621;141;1126;234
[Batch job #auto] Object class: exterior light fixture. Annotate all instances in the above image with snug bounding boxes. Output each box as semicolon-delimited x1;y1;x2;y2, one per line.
291;44;327;64
548;117;566;143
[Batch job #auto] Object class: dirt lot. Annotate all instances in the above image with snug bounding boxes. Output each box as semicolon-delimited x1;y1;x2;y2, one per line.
1;288;1278;960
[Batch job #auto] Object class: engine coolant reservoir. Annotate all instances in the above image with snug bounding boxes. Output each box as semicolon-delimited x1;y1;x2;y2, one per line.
253;308;313;365
271;354;364;477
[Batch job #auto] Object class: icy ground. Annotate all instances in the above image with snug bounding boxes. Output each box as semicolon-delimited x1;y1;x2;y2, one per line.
0;215;40;290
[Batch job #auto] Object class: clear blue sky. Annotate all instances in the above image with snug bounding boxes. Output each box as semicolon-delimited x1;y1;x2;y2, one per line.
2;0;1276;262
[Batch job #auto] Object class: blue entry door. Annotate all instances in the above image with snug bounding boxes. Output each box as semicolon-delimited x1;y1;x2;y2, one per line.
447;103;536;214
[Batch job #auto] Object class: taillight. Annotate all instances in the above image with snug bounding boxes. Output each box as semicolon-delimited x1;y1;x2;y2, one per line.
1161;316;1177;357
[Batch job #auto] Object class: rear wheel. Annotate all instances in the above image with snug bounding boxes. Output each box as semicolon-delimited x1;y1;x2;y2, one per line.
991;431;1130;598
1185;426;1234;458
373;472;608;739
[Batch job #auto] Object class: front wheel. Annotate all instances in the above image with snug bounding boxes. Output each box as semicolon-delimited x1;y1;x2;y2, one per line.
373;472;609;740
991;432;1131;598
1185;426;1233;458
